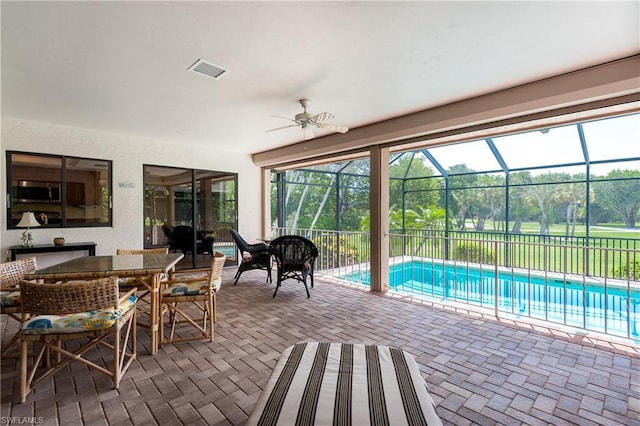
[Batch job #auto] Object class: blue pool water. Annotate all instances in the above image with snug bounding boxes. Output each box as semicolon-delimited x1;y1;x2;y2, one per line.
342;261;640;339
213;244;236;258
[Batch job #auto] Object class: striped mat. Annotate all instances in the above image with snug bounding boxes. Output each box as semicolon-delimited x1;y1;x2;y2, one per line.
246;342;442;426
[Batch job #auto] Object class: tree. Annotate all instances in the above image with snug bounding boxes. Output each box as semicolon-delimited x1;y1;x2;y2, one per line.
514;174;557;236
466;174;505;232
509;171;534;234
360;205;445;231
388;153;440;231
337;160;371;231
596;169;640;228
447;164;478;230
555;180;591;237
309;174;336;230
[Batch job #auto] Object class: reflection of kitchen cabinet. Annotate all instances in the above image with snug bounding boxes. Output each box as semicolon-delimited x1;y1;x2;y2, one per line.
66;182;85;206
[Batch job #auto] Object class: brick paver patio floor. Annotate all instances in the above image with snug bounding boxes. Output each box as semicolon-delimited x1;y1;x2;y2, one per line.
2;267;639;425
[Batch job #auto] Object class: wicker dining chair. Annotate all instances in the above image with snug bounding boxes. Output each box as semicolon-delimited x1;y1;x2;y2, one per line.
18;276;137;403
160;251;226;344
116;247;169;327
0;257;38;358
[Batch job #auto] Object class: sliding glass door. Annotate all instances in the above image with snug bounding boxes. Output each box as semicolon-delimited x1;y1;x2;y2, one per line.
144;165;237;270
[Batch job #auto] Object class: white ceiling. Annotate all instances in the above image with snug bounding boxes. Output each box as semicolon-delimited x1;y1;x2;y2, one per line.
2;1;639;155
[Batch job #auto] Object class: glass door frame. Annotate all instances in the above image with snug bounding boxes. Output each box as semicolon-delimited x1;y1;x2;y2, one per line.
143;164;238;270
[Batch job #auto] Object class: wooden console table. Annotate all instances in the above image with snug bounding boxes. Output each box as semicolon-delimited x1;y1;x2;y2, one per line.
9;242;97;261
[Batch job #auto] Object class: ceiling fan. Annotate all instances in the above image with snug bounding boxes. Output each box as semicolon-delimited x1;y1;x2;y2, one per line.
267;99;349;140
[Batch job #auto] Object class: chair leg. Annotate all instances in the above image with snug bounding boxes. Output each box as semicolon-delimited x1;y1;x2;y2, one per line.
112;310;136;389
303;278;310;298
1;330;22;359
208;295;215;342
113;322;121;389
2;312;30;359
234;270;241;285
212;296;217;322
19;339;28;404
272;277;281;298
159;305;165;347
162;301;212;343
169;304;178;341
130;311;137;371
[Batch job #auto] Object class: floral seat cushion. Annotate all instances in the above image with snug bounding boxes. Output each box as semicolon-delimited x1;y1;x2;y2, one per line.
162;277;221;297
21;295;138;334
0;290;21;308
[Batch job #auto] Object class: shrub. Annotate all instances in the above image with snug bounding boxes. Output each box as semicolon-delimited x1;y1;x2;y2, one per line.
612;261;640;281
454;242;494;263
316;233;360;267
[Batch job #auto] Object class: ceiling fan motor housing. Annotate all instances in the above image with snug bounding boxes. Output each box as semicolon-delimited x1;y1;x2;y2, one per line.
295;112;313;124
295;99;313;124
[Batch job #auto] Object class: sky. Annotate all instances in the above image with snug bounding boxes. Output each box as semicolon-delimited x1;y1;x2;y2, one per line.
420;113;640;177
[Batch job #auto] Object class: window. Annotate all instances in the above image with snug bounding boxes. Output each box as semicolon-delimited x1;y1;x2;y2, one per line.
6;152;112;228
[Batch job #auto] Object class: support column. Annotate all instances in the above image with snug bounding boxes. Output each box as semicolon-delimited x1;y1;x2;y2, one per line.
261;168;272;240
201;177;213;233
370;145;389;293
168;187;176;225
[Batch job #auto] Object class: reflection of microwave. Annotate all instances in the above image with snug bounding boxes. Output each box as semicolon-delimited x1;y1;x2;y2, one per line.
12;181;61;203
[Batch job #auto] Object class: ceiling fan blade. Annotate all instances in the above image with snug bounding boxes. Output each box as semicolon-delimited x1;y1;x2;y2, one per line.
266;124;299;132
269;115;297;123
316;122;349;133
309;112;334;123
303;126;315;140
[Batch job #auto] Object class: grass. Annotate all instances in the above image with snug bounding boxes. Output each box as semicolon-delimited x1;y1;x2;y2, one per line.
467;221;640;241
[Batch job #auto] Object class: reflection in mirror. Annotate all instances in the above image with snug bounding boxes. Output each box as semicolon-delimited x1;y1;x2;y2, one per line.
144;165;237;270
7;152;112;228
65;157;111;225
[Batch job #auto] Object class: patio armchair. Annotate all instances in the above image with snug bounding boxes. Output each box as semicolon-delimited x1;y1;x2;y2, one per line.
160;251;226;344
18;276;137;403
162;224;214;258
0;257;38;359
230;230;272;285
269;235;318;298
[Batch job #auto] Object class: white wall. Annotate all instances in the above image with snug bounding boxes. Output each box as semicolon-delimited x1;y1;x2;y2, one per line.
1;117;262;267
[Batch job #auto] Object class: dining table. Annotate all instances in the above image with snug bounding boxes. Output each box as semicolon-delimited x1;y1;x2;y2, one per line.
24;253;183;355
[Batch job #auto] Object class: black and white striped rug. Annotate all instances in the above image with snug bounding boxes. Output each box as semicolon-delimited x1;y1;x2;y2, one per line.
246;342;442;426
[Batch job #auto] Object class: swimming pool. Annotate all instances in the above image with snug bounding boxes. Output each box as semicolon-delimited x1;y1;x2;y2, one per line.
341;260;640;339
212;243;236;258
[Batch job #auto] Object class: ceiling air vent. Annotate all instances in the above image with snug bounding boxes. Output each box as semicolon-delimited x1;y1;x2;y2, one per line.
187;59;229;80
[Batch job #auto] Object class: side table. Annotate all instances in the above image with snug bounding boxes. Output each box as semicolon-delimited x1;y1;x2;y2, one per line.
8;242;97;261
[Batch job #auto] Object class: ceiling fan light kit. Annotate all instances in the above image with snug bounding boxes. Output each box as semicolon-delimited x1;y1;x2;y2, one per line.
267;99;349;140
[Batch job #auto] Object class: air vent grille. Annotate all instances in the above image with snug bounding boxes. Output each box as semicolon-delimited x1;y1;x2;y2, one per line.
188;59;229;80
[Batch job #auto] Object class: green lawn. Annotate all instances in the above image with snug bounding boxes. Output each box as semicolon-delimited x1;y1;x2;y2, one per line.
468;221;640;241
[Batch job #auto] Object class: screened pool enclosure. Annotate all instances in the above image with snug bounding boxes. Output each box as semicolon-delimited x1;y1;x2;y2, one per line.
270;112;640;341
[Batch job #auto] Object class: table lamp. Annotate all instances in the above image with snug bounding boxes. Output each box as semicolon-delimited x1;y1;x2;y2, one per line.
17;211;40;247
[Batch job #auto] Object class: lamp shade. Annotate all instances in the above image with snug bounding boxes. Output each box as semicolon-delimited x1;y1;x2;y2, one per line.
17;212;41;228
